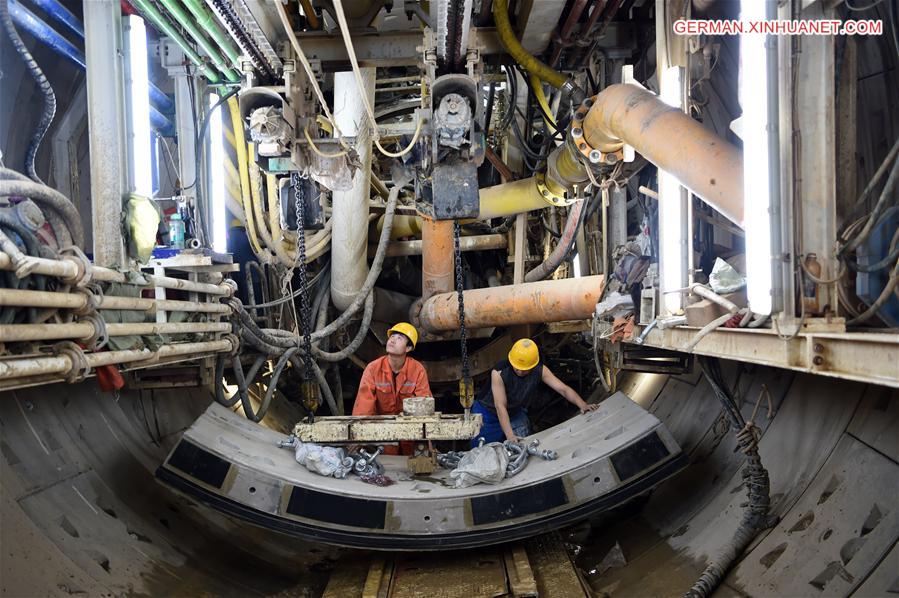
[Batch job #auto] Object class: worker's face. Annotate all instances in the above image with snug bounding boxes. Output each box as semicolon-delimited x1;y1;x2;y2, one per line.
513;367;530;377
386;333;411;356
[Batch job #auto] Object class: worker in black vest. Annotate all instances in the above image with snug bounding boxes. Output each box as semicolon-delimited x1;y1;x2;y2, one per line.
470;338;597;447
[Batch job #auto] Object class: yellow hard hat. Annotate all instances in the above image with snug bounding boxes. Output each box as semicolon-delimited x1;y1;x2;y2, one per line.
387;322;418;349
508;338;539;371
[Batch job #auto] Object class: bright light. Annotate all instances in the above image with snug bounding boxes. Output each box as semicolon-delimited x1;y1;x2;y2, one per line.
660;66;682;108
659;66;686;314
126;15;152;196
573;253;581;278
740;0;773;315
208;94;227;253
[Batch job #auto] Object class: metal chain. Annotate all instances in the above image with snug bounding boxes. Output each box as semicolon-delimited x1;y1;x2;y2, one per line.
291;172;314;380
454;220;474;414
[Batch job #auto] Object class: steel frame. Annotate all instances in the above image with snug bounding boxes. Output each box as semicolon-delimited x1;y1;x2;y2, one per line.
635;325;899;388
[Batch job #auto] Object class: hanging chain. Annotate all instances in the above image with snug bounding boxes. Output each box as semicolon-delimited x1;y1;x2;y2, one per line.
454;220;474;417
290;172;319;420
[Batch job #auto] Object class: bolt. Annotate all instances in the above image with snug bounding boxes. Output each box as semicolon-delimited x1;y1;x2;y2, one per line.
589;149;602;163
604;153;619;165
813;343;824;353
571;127;583;138
813;355;825;366
542;190;549;197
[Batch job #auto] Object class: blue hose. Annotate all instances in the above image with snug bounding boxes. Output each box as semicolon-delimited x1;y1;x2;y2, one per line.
9;0;175;123
24;0;81;41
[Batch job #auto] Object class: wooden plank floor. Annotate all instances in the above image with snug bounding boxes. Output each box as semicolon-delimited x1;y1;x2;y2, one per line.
322;533;591;598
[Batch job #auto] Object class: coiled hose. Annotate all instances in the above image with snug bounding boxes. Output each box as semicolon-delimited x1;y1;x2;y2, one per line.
230;185;399;349
0;212;48;324
685;357;774;598
0;169;84;248
525;199;587;282
217;185;401;420
0;0;56;184
215;348;298;422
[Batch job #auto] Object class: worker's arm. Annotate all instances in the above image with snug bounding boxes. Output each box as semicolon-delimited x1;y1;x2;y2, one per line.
542;366;597;413
491;369;520;443
352;365;379;416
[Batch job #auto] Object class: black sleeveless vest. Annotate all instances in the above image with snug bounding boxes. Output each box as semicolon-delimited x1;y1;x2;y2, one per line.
476;359;543;416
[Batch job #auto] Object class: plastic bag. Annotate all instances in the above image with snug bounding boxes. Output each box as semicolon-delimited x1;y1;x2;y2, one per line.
124;194;160;264
280;437;353;478
709;257;746;294
595;291;634;319
449;443;510;488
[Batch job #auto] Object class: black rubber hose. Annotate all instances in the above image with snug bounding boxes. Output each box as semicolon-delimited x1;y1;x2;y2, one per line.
0;0;56;184
214;353;266;408
685;357;773;598
525;200;587;282
0;214;47;319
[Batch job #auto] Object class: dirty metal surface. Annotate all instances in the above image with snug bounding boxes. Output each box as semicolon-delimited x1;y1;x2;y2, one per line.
428;162;480;220
292;413;483;443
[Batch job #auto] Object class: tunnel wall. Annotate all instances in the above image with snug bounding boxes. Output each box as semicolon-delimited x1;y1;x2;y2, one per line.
602;365;898;596
1;364;896;596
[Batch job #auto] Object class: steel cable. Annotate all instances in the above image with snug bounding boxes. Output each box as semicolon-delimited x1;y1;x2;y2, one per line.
0;0;56;184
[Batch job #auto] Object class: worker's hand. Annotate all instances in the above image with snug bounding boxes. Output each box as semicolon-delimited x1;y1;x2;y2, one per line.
579;403;599;414
505;433;521;444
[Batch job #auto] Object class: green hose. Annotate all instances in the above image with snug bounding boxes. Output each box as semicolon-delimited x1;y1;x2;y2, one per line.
157;0;239;82
130;0;221;83
180;0;241;66
492;0;567;90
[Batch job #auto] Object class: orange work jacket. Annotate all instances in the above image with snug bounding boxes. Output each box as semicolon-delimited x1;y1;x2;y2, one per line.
353;355;431;416
353;355;431;456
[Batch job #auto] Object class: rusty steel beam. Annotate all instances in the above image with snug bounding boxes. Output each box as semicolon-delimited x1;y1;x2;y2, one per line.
421;218;455;299
583;84;744;225
374;234;507;258
419;275;604;331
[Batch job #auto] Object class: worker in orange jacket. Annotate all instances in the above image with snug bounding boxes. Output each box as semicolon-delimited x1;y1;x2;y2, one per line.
352;322;431;455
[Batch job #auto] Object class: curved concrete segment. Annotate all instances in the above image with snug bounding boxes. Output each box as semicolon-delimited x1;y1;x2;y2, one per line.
156;394;685;550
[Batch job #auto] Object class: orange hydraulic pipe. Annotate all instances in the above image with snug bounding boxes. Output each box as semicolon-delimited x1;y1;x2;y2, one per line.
421;218;455;299
419;275;604;332
583;84;744;225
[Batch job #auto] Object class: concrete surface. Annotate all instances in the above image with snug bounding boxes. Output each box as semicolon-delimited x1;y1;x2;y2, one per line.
2;364;897;596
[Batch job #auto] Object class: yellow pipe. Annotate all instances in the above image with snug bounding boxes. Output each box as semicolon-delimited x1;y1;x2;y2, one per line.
478;177;551;219
224;158;240;188
376;214;423;240
299;0;320;29
529;73;557;131
493;0;567;90
224;127;237;151
373;177;551;242
247;143;271;239
227;97;264;255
